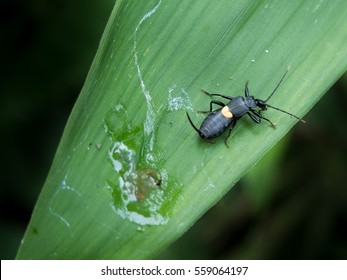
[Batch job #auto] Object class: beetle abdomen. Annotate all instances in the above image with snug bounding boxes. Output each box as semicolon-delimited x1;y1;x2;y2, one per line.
199;109;232;139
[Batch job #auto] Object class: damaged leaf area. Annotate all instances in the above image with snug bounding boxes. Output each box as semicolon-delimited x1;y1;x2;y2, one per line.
105;104;182;226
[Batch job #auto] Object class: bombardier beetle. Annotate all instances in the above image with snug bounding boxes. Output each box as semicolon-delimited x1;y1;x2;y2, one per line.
186;68;306;147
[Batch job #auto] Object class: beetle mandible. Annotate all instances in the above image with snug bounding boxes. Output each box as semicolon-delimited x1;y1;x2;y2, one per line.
186;68;306;147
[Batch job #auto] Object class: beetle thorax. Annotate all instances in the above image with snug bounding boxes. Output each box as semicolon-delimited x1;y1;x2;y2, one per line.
244;96;257;108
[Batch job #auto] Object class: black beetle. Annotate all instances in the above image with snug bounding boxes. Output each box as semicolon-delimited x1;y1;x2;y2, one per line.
186;69;306;147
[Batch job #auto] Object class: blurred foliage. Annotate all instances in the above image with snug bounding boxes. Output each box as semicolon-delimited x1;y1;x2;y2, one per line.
1;0;346;259
0;0;115;259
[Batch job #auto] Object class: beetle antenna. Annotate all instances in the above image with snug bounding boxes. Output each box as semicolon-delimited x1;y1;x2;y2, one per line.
266;104;306;124
265;65;291;102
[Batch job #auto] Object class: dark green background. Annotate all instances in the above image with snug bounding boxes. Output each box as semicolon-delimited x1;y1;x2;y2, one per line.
1;0;346;259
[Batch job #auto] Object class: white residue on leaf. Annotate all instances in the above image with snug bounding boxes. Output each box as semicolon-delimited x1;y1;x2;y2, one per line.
201;148;216;189
312;0;324;13
168;86;193;111
110;203;168;226
109;142;134;174
108;141;168;226
108;142;137;203
133;0;162;150
49;208;71;229
48;176;82;236
115;103;124;112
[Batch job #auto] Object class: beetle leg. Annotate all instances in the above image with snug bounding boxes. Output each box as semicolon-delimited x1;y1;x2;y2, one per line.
247;111;260;124
248;110;276;129
198;100;225;113
210;100;225;112
201;90;234;101
224;119;237;148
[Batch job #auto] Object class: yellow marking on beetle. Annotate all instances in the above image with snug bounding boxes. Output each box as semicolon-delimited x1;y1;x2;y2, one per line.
221;106;233;119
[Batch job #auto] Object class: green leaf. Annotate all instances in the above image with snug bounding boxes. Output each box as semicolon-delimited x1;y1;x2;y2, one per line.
17;0;347;259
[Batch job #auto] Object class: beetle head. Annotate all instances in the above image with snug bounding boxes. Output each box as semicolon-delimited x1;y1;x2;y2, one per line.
256;99;268;110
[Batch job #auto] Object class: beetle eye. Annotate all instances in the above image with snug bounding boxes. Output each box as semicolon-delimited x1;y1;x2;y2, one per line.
259;103;267;110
